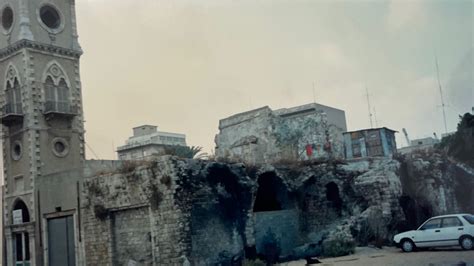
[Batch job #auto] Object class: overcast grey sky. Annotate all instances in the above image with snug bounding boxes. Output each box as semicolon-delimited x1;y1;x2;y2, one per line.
77;0;473;160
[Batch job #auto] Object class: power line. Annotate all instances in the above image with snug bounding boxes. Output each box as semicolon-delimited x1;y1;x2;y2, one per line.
85;142;100;159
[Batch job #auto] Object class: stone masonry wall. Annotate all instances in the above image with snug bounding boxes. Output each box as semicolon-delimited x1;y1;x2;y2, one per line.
111;207;153;265
80;155;473;264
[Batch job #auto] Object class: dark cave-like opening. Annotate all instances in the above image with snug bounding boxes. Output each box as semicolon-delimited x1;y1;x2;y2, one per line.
253;172;289;212
325;182;342;212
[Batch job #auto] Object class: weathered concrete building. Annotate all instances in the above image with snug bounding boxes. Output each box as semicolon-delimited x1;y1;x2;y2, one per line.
117;125;187;160
343;128;397;159
215;103;347;164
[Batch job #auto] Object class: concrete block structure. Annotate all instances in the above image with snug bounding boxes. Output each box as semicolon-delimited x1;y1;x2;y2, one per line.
398;137;440;154
215;103;347;164
343;128;398;159
117;125;186;160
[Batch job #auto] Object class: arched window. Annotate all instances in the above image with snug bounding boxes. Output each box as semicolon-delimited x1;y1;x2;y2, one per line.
5;77;22;114
45;76;55;102
12;199;30;224
43;62;73;115
44;76;71;113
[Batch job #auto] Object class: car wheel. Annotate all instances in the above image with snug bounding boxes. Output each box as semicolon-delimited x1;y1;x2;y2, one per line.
460;236;473;250
401;239;415;252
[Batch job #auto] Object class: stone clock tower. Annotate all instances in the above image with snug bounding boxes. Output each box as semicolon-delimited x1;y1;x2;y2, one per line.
0;0;85;265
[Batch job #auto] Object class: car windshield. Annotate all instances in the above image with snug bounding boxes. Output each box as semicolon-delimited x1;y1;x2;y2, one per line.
463;215;474;225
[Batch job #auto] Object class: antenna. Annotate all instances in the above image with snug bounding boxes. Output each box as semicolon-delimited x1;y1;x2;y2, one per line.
435;55;448;134
365;85;374;128
402;128;411;147
373;107;379;127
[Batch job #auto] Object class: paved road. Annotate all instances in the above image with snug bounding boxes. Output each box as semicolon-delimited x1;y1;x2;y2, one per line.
285;246;474;266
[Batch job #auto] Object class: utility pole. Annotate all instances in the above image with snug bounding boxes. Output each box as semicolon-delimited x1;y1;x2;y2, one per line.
365;85;374;128
435;55;448;134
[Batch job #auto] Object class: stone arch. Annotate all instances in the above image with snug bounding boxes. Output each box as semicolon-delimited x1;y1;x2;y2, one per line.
4;64;22;110
42;61;72;104
5;63;21;88
253;172;292;212
42;61;71;88
12;198;30;224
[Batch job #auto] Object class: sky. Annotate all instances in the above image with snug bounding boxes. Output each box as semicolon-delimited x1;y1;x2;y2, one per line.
76;0;473;160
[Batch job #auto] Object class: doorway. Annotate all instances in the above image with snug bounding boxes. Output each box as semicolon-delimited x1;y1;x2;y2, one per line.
47;216;76;266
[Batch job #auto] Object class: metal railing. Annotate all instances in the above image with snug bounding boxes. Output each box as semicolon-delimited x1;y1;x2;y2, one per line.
1;102;23;116
44;101;77;115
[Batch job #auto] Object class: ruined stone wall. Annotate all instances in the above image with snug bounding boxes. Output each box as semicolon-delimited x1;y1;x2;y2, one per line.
82;159;191;265
111;207;152;265
80;154;474;264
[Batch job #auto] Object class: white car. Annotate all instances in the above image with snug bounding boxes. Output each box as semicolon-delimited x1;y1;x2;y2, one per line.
393;214;474;252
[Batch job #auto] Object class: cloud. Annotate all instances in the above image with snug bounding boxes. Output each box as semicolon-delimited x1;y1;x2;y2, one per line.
386;0;428;31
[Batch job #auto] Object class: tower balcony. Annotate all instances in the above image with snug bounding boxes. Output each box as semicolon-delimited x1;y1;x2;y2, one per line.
1;103;24;126
43;101;78;120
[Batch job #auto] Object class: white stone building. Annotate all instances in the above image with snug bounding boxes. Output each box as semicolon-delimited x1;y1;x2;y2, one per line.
215;103;347;164
398;137;440;154
117;125;187;160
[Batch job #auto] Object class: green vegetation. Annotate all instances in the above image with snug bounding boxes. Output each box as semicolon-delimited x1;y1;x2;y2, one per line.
164;145;203;159
322;235;356;257
437;113;474;167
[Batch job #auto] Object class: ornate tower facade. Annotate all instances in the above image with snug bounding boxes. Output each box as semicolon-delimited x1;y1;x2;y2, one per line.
0;0;84;265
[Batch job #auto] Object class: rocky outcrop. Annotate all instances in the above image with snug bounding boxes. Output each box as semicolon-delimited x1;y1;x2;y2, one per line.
397;150;474;229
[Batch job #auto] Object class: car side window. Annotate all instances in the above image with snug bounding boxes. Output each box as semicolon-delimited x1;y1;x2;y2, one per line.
441;217;462;228
420;218;442;230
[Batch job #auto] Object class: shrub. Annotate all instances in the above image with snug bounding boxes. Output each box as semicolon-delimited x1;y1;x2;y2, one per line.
119;160;140;173
243;259;265;266
322;234;356;257
94;204;108;220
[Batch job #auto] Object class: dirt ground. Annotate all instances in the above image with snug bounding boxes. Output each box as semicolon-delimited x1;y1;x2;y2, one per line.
284;246;474;266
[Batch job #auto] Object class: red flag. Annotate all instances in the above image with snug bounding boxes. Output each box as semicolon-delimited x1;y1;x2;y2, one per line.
306;144;313;156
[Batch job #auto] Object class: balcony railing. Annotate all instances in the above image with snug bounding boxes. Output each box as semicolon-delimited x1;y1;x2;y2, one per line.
1;103;24;126
44;101;78;115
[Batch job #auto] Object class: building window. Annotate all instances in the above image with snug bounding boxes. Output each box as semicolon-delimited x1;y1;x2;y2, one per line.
44;76;71;113
12;140;22;160
51;137;69;157
13;199;30;224
5;77;22;114
14;232;30;266
38;4;64;34
1;6;13;32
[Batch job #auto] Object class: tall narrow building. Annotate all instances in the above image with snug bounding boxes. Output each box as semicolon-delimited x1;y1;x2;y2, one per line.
0;0;84;265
